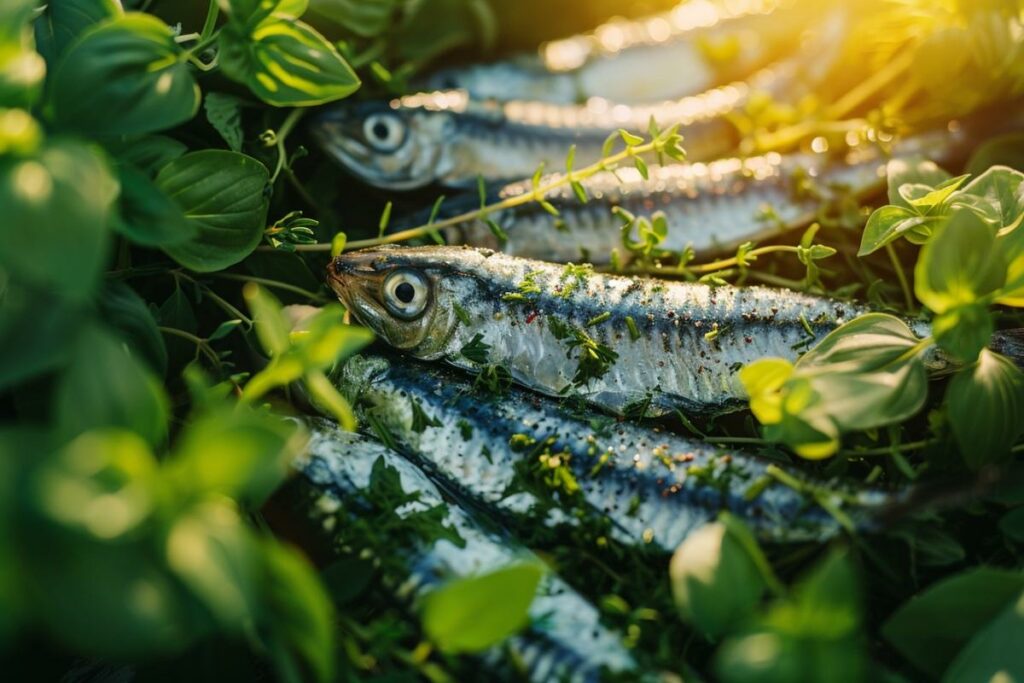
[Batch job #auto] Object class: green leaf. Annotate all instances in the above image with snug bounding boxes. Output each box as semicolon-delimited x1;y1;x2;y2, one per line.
220;16;360;107
113;163;196;247
36;429;156;540
258;538;336;683
165;501;261;629
204;92;245;152
49;13;200;136
947;349;1024;470
0;283;83;391
886;157;953;209
903;174;969;212
54;324;169;446
669;517;770;638
422;563;543;653
167;407;305;506
932;304;994;363
859;205;932;255
967;133;1024;175
716;550;865;683
944;591;1024;683
109;134;187;176
307;0;397;38
34;0;123;64
0;0;47;108
245;283;293;356
0;139;117;302
156;150;270;272
952;165;1024;231
99;281;167;376
882;567;1024;678
998;221;1024;306
915;209;1007;314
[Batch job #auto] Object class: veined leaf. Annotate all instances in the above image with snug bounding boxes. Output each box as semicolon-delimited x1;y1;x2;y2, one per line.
947;349;1024;469
915;209;1007;314
156;150;270;272
34;0;123;64
50;13;200;136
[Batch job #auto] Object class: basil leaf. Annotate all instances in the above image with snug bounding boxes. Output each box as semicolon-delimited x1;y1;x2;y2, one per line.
156;150;270;272
915;209;1007;314
34;0;123;64
113;163;196;247
50;13;200;136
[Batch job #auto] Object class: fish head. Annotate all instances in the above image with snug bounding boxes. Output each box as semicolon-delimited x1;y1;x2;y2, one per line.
310;101;453;190
328;246;481;358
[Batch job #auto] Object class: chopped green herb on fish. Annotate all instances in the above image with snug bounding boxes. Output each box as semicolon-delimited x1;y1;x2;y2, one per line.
333;355;900;550
327;246;958;416
399;114;1021;262
301;426;637;681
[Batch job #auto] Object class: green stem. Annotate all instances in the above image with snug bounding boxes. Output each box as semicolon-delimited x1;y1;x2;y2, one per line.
840;439;936;457
159;326;220;367
199;0;220;41
269;108;307;184
290;134;680;253
886;242;916;313
203;272;327;302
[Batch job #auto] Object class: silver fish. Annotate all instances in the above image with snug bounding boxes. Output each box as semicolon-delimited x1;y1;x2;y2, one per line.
395;125;975;262
327;245;944;416
419;0;812;105
335;354;897;549
311;10;848;190
301;425;638;681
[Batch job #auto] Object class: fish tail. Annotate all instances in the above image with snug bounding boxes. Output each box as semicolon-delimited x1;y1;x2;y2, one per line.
991;328;1024;367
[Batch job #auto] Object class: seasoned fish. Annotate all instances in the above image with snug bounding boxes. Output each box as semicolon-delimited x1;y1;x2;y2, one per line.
327;245;944;416
420;0;809;105
311;10;847;190
335;354;896;549
301;425;637;681
394;126;972;262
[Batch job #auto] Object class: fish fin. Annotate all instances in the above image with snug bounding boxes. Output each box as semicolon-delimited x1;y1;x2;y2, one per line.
991;328;1024;367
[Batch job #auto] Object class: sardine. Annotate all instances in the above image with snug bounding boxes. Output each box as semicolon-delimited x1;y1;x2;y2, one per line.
335;354;897;549
419;0;814;105
301;425;638;681
394;125;973;262
311;10;848;190
328;245;945;416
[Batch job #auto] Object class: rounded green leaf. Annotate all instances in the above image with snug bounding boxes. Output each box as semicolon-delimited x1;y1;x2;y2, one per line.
670;519;767;638
220;16;359;107
34;0;123;64
882;567;1024;678
156;150;270;272
915;209;1007;314
0;0;47;107
0;138;118;302
422;563;543;653
943;591;1024;683
947;349;1024;470
49;13;200;136
113;164;197;248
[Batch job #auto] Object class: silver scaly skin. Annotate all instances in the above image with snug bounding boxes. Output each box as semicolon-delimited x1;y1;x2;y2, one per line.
335;354;898;549
301;425;638;682
327;246;944;416
398;126;971;262
418;0;812;105
310;9;848;190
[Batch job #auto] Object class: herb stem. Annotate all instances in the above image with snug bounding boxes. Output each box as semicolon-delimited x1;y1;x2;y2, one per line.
159;326;220;367
291;134;679;253
203;272;327;302
269;108;307;184
885;243;916;313
199;0;220;42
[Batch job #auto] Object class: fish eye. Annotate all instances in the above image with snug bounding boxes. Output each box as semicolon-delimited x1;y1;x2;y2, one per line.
362;113;406;152
382;268;430;320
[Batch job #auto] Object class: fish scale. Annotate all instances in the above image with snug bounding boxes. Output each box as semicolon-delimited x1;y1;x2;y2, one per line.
337;354;896;551
301;424;638;682
329;246;931;416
